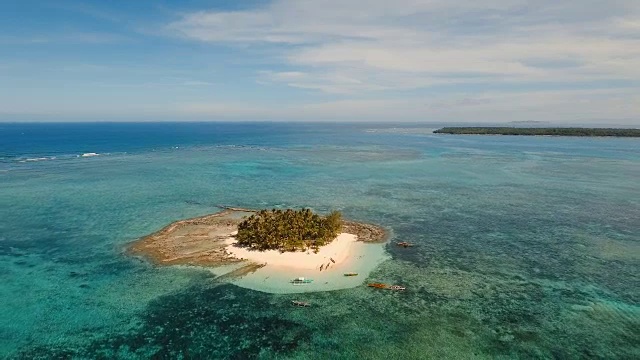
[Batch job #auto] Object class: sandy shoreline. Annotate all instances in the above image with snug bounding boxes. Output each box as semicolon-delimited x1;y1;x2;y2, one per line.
127;208;389;293
225;233;358;271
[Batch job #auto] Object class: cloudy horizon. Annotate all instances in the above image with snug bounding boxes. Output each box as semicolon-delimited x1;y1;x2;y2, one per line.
1;0;639;124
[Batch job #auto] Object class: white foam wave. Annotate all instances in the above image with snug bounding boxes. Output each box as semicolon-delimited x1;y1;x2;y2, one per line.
18;156;57;163
81;152;100;157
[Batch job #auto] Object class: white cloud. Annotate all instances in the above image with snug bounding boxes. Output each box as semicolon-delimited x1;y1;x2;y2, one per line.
4;1;639;123
169;0;640;96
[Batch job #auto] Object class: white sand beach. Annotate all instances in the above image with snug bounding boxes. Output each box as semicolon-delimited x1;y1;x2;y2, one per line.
222;233;389;293
225;233;358;271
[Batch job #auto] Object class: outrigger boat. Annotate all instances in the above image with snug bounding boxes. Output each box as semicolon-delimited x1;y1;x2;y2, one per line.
368;283;387;289
290;277;313;285
368;283;406;290
344;273;359;277
292;300;310;307
396;242;414;248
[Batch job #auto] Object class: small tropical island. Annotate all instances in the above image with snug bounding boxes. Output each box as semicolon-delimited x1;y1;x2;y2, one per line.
128;207;388;293
433;127;640;137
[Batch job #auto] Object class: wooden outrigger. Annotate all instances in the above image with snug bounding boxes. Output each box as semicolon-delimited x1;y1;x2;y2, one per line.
368;283;406;291
396;242;414;248
368;283;387;289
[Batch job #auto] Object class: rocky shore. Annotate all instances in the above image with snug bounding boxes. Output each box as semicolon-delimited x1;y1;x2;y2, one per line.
127;209;247;267
341;220;388;243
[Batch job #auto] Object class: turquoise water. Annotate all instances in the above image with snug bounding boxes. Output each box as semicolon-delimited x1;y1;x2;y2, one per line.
1;123;638;359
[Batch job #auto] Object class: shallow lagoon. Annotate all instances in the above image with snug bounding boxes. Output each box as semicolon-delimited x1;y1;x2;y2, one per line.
0;123;638;359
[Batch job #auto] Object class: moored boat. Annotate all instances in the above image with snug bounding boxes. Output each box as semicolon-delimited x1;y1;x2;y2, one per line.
292;300;310;307
396;242;414;248
344;273;359;276
368;283;406;290
368;283;387;289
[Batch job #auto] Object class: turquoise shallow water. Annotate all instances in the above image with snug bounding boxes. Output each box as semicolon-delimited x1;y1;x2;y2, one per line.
1;123;639;359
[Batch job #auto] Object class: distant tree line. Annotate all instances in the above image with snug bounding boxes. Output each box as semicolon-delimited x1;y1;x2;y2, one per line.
236;208;342;252
433;127;640;137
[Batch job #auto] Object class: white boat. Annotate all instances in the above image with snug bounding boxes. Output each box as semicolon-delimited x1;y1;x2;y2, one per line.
389;285;406;291
290;277;313;285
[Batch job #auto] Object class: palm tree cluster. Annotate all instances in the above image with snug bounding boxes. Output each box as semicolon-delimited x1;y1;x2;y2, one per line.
236;208;342;252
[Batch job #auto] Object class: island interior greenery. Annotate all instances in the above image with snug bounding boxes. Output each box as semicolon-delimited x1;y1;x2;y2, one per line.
433;127;640;137
236;208;342;252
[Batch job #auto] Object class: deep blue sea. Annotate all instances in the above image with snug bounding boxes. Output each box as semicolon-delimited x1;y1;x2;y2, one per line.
1;122;638;359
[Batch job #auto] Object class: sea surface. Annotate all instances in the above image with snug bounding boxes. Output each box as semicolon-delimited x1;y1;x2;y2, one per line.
1;122;638;359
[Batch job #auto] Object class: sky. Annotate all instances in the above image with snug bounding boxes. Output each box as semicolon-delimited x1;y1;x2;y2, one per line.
0;0;639;124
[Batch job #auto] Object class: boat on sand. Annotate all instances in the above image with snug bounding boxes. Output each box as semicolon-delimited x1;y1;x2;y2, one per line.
290;277;313;285
344;273;358;276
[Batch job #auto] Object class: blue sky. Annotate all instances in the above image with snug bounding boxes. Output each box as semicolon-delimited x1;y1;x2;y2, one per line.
1;0;639;124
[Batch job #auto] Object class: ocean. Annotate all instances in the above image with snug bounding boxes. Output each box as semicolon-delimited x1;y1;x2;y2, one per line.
1;122;638;359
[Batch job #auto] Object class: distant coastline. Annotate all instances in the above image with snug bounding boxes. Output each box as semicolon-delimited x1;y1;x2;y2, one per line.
433;127;640;137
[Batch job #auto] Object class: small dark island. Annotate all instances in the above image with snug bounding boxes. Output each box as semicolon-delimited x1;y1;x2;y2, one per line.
433;127;640;137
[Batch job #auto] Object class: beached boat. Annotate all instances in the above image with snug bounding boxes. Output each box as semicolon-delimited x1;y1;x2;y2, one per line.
292;300;310;307
389;285;406;291
344;273;358;277
290;277;313;285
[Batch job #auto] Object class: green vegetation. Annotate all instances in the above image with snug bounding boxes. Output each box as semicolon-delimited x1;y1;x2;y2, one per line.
236;208;342;252
433;127;640;137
